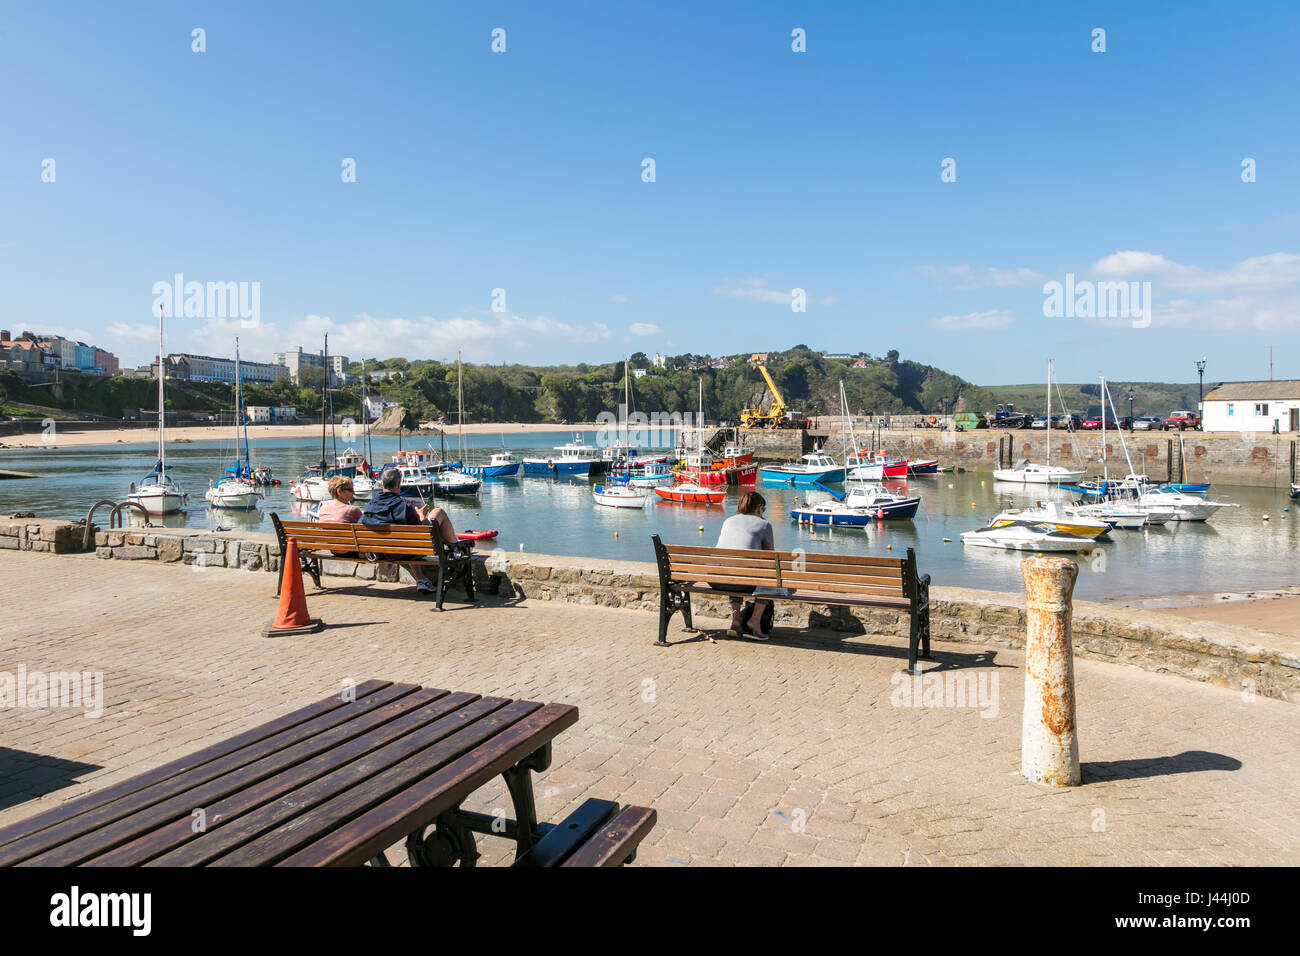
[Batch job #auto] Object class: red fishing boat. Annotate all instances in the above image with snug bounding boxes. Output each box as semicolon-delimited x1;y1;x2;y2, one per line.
654;482;726;504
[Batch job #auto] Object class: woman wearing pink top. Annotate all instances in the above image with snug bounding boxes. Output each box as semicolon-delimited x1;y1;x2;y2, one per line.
314;476;362;523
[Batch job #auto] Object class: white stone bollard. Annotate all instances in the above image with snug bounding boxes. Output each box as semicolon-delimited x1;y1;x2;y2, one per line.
1019;556;1081;787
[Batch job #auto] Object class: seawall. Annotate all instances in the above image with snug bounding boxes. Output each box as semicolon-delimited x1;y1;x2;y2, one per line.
717;428;1297;489
4;516;1296;702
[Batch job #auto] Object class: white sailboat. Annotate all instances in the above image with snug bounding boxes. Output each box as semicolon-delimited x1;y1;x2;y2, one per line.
993;360;1085;485
128;312;187;515
205;338;263;510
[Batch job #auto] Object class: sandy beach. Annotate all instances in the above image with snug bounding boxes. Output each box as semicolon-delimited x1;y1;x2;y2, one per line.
0;421;610;450
1114;587;1300;638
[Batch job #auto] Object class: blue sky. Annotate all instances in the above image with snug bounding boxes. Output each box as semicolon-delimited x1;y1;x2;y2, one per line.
2;1;1297;385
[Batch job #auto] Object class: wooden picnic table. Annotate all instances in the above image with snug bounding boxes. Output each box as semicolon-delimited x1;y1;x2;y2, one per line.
0;681;654;868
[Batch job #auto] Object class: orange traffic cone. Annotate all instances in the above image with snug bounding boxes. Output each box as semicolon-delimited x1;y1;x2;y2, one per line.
263;537;325;638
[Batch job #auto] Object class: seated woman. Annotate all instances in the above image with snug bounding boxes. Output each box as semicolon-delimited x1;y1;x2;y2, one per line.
713;490;774;640
314;475;362;523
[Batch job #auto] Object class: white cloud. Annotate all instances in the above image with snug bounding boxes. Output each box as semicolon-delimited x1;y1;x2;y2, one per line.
918;265;1046;289
930;310;1015;330
1090;250;1300;294
714;277;832;306
629;322;661;336
610;294;629;303
105;311;611;366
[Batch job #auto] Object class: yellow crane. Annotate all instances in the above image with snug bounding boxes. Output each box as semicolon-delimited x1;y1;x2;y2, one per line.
741;363;801;428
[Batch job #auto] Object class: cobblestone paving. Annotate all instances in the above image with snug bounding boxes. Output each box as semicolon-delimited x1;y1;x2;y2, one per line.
1;551;1296;866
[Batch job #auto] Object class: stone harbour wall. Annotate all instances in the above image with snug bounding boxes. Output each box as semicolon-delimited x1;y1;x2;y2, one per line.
2;516;1295;701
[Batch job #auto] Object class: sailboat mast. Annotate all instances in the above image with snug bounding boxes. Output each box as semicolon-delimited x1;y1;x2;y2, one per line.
1100;374;1107;480
158;310;165;475
361;359;372;466
236;337;249;471
319;334;328;470
457;350;464;461
1046;360;1052;467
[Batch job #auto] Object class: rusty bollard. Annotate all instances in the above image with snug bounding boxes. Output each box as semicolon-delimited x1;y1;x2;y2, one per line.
1020;557;1080;787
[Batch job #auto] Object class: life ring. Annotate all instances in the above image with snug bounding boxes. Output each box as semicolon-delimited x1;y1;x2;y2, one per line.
928;415;937;424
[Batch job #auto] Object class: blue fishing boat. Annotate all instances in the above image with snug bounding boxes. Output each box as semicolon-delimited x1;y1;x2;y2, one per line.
522;437;602;476
758;451;846;487
463;452;521;479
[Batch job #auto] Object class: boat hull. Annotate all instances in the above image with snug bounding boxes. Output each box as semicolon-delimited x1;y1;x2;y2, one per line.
992;467;1087;484
758;467;846;486
654;487;726;504
128;491;185;515
463;463;521;478
204;487;261;510
522;459;592;476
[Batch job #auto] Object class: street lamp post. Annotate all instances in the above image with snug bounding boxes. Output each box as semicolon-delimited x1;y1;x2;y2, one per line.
1195;358;1207;429
1127;391;1134;425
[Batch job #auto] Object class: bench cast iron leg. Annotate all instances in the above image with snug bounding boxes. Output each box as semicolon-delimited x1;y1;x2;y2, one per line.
502;744;551;861
405;810;480;867
680;593;695;633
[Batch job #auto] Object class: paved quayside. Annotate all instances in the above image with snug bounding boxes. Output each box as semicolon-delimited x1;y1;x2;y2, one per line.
0;550;1296;865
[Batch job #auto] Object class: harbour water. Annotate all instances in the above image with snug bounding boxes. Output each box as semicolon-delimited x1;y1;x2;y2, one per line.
2;430;1296;601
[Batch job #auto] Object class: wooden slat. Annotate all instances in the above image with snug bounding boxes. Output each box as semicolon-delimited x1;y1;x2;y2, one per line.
0;680;401;861
276;703;580;867
778;569;905;589
561;806;658;867
34;689;450;867
668;564;781;582
89;690;474;867
664;544;779;559
204;698;537;867
3;683;418;867
306;546;436;557
774;550;906;569
678;582;909;608
670;573;782;590
779;557;902;575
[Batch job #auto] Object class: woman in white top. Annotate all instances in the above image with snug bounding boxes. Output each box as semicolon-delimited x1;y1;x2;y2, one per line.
713;491;775;640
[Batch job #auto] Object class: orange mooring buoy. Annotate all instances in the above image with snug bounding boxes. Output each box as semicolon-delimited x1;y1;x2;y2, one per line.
264;537;325;638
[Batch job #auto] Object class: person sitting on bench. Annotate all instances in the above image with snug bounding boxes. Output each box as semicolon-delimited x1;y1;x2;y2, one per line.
713;490;774;640
361;468;463;594
315;475;362;523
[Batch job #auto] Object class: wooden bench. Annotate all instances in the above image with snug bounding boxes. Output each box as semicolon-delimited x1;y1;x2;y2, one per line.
272;513;490;611
0;681;655;868
650;533;933;672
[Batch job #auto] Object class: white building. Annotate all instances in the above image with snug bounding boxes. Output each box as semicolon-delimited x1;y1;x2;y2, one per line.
167;353;287;385
652;353;666;368
364;395;400;420
1202;380;1300;433
246;405;297;423
273;346;350;386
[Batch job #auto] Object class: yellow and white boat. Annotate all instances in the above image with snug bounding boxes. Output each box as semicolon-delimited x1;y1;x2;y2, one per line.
988;500;1110;539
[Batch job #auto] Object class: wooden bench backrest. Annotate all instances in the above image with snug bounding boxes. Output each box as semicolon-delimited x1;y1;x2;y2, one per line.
654;535;913;599
275;518;440;558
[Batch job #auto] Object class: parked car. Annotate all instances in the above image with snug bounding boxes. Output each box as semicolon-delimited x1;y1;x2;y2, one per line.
1030;416;1049;429
1165;410;1201;430
1055;414;1082;431
1132;416;1165;431
1116;416;1135;431
1081;416;1118;430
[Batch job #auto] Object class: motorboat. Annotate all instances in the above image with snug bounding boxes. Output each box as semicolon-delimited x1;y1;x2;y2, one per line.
290;470;333;503
654;482;726;504
961;523;1096;552
906;458;940;476
988;500;1110;539
431;470;483;497
1292;483;1300;500
463;452;521;479
1138;489;1238;522
759;450;846;486
845;449;907;481
522;437;602;476
789;501;879;526
1074;501;1149;530
842;483;921;520
593;483;648;508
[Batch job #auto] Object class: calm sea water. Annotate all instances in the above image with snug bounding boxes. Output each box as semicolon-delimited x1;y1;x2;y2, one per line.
2;430;1296;601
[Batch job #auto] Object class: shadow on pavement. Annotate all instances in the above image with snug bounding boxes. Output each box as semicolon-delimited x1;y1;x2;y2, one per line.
0;747;101;811
1082;750;1242;782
